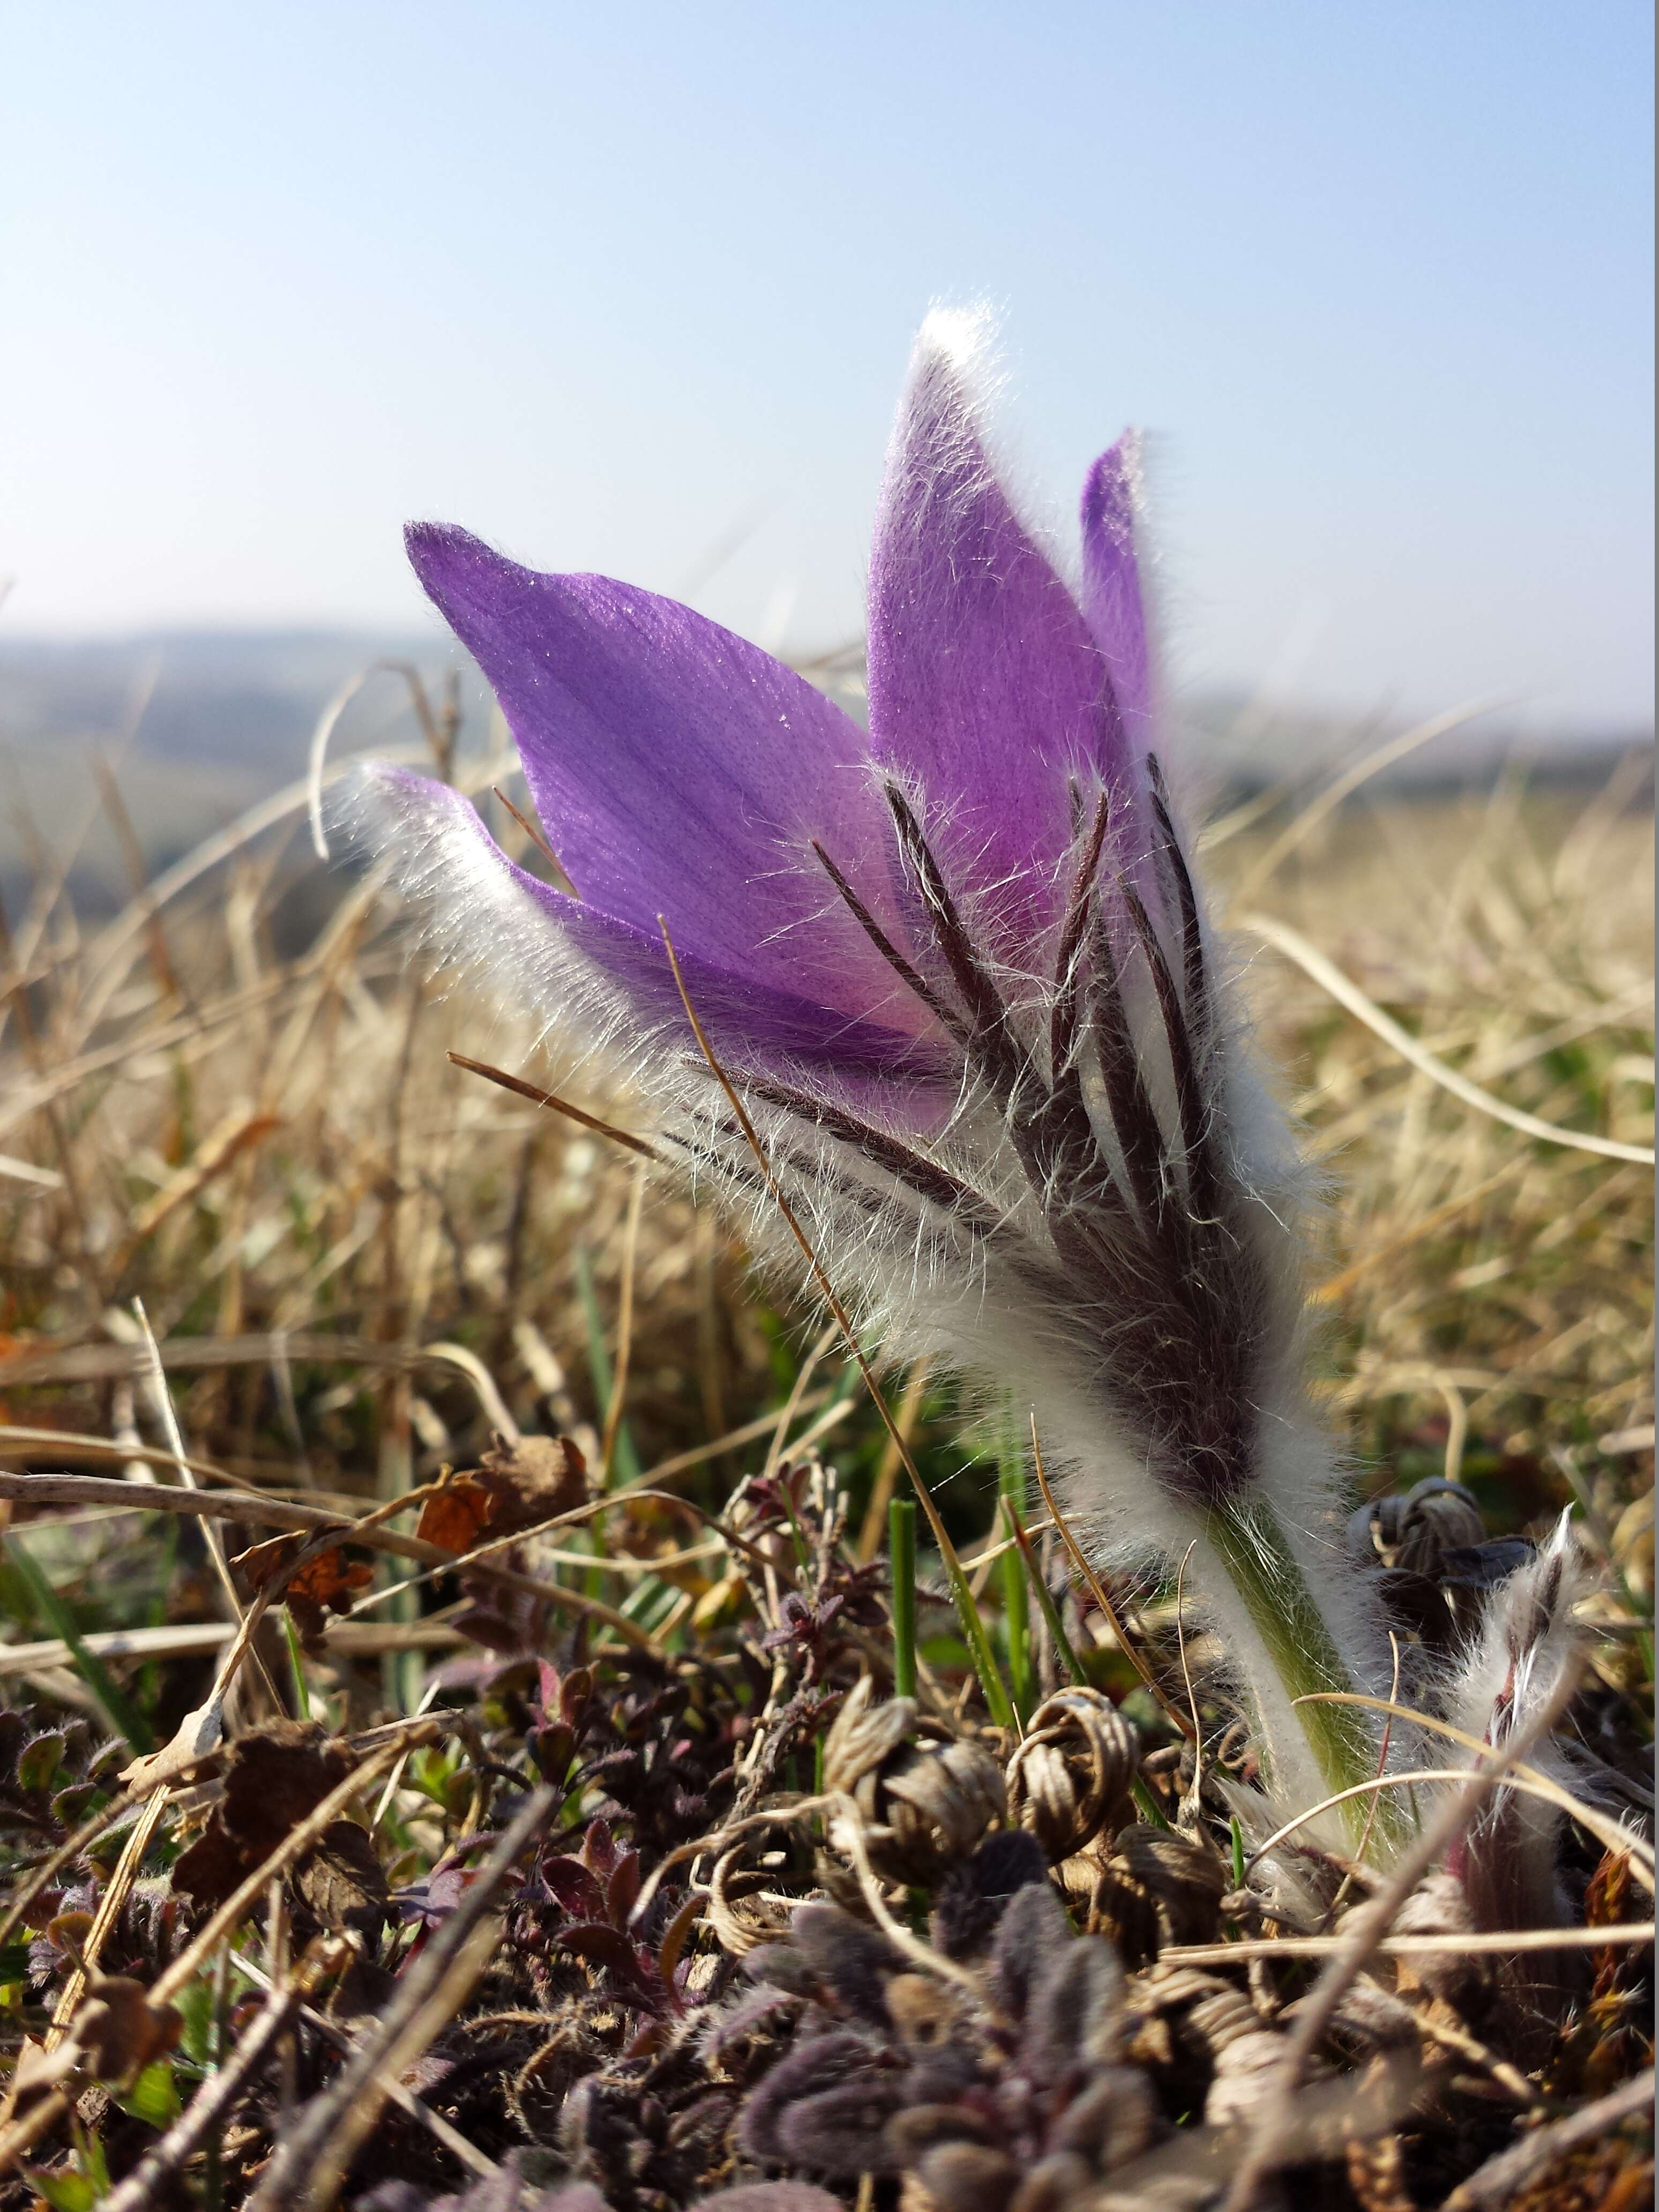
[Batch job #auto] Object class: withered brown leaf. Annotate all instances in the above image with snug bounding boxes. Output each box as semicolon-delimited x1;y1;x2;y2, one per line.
416;1432;589;1560
233;1530;375;1653
416;1434;592;1657
173;1721;358;1908
292;1817;390;1936
12;1974;182;2102
414;1475;492;1556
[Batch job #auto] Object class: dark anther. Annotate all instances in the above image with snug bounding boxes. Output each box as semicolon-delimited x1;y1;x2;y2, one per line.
1050;788;1114;1087
881;783;1027;1105
743;1074;1002;1231
1083;908;1170;1234
811;836;968;1047
1120;873;1217;1224
1146;754;1211;1069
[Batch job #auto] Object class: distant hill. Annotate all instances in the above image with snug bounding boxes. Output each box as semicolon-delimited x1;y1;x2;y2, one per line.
1;628;1649;913
0;630;455;769
0;631;474;913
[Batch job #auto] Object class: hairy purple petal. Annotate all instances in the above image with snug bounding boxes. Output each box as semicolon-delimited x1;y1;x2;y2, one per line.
1078;436;1153;747
866;313;1117;937
356;764;952;1103
406;523;931;1040
989;1879;1074;2022
369;318;1382;1826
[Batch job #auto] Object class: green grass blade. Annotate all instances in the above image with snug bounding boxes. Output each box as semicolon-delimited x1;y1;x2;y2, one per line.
888;1496;917;1699
283;1611;313;1721
574;1247;641;1485
7;1536;156;1754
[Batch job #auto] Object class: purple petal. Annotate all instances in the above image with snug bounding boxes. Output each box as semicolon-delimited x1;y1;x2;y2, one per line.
1079;434;1153;749
406;523;926;1039
865;314;1114;933
355;763;954;1111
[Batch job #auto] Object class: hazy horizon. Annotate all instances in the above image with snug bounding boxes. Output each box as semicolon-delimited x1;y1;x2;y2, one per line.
5;3;1653;730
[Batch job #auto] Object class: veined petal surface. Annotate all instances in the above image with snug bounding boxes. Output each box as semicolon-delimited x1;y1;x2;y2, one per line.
406;524;929;1041
1079;435;1153;748
360;763;952;1105
865;315;1124;939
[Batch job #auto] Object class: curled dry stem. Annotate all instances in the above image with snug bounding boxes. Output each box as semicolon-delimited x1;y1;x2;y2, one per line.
1297;1690;1655;1888
1220;1657;1587;2212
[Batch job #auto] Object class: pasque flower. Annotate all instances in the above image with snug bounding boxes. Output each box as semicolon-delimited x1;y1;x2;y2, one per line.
360;311;1392;1821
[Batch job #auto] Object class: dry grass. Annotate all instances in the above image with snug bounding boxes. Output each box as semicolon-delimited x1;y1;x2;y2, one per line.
0;713;1651;2207
3;737;1650;1543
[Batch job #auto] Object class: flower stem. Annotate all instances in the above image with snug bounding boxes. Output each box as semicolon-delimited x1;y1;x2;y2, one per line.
1204;1500;1409;1851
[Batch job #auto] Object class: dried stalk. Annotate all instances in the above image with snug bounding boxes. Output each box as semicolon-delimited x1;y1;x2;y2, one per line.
245;1783;556;2211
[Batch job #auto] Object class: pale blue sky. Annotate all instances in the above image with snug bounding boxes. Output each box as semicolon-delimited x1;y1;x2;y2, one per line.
4;1;1652;726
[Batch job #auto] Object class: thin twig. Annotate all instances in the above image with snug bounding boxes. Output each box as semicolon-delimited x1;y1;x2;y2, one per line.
1335;1629;1403;1897
99;1941;353;2212
0;1731;435;2180
657;918;1008;1720
130;1298;283;1713
601;1161;647;1480
1439;2067;1655;2211
490;784;577;893
44;1788;171;2047
1296;1690;1654;1885
447;1051;659;1159
1028;1417;1194;1739
1239;910;1656;1165
230;1951;499;2176
1165;1923;1655;1964
245;1784;556;2212
0;1470;655;1649
1172;1539;1204;1813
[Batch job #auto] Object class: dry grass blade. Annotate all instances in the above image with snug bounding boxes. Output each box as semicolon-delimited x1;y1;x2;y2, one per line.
491;782;578;893
0;1618;468;1674
0;1728;434;2179
447;1049;661;1157
1239;910;1655;1164
1440;2066;1655;2211
0;693;1648;2206
600;1160;647;1478
655;921;990;1636
230;1951;498;2177
42;1788;173;2046
1220;1658;1586;2211
306;660;457;860
1243;1765;1611;1871
855;1359;931;1560
1309;1163;1523;1303
1165;1923;1655;1964
130;1301;262;1640
244;1784;556;2212
99;1939;354;2212
148;1724;438;2008
1297;1691;1655;1884
1029;1416;1195;1739
0;1470;657;1648
1227;700;1504;900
